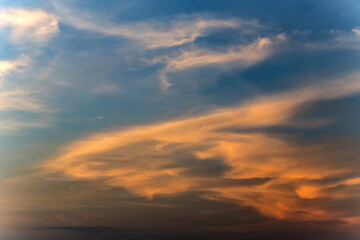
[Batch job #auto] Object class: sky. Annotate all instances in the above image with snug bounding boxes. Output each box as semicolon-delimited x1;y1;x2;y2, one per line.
0;0;360;239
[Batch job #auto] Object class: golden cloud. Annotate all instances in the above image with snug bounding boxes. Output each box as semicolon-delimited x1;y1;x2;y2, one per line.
37;73;360;225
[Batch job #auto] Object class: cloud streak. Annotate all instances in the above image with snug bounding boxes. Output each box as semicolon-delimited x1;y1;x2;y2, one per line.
0;89;49;113
55;3;256;49
152;34;286;88
53;3;282;89
0;89;53;130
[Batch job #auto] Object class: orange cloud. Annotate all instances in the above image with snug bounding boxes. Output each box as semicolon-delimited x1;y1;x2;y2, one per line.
36;73;360;225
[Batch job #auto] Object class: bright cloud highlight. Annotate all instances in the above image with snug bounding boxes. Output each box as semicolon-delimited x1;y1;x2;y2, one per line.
0;8;59;43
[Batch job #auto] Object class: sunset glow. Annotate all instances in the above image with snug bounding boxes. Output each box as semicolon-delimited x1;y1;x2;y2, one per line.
1;1;360;240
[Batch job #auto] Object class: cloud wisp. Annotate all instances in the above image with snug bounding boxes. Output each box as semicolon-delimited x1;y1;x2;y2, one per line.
303;27;360;51
54;3;257;49
0;8;59;43
53;3;285;89
0;56;50;130
0;7;60;131
0;55;29;79
0;89;50;113
151;34;286;88
0;89;53;130
36;72;360;225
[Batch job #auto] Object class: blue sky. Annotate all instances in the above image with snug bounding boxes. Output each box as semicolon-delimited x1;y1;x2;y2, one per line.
1;1;360;239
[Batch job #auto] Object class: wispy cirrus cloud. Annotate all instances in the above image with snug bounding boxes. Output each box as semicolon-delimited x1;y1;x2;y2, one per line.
0;89;53;130
330;27;360;49
0;8;59;43
0;56;51;130
0;7;59;131
36;72;360;224
0;89;50;113
150;34;286;88
303;27;360;51
54;3;256;49
53;3;284;90
0;119;51;130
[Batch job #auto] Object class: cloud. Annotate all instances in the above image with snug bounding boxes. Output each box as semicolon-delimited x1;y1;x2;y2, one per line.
0;6;57;130
36;72;360;224
0;119;50;130
53;3;278;89
0;8;59;43
0;89;53;130
333;27;360;48
0;57;55;130
351;27;360;37
0;89;50;113
151;34;286;88
55;3;255;49
305;27;360;50
0;55;29;80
